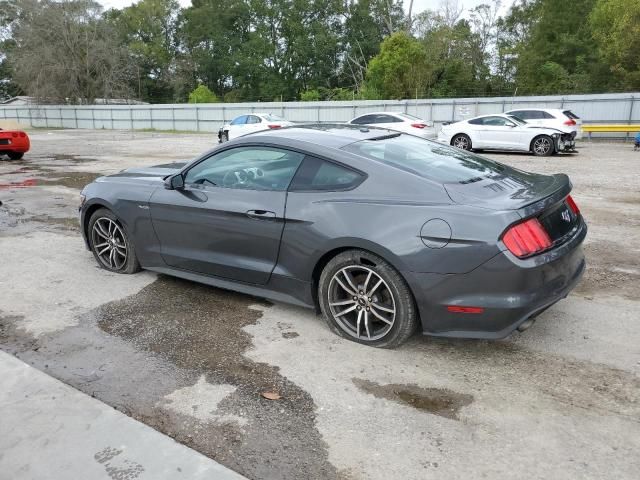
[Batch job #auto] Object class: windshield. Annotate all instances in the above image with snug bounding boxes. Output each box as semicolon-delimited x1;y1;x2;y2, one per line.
342;135;509;184
507;115;527;125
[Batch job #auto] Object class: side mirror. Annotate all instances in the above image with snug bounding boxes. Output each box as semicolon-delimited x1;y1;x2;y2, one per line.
164;174;184;190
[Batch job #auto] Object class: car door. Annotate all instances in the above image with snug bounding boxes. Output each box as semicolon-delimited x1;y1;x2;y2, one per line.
227;115;248;140
477;116;523;149
245;115;265;134
149;145;305;284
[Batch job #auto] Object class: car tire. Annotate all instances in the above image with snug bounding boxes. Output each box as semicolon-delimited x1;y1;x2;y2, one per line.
88;208;141;274
221;131;229;143
318;249;417;348
7;152;24;160
451;134;472;151
531;135;554;156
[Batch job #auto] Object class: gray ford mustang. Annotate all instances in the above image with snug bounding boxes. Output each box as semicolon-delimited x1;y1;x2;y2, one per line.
80;125;586;348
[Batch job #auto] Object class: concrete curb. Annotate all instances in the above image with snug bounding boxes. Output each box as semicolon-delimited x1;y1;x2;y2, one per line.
0;350;246;480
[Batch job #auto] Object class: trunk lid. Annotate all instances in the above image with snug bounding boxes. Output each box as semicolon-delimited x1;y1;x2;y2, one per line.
444;171;571;212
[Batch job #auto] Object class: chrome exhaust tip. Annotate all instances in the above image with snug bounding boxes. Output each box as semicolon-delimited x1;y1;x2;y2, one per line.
517;318;535;332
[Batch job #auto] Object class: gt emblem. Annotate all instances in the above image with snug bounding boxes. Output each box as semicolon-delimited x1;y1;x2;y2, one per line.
561;209;571;222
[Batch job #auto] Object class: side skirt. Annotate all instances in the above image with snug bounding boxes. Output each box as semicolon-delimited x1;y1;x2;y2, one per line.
145;266;315;309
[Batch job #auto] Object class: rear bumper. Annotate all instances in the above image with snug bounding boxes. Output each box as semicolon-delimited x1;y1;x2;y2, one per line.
405;219;587;339
0;139;30;153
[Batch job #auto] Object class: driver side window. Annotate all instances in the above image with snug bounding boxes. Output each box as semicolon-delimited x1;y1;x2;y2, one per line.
184;147;304;191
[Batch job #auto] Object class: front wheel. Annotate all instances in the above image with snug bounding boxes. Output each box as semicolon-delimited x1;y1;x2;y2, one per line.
88;208;141;274
319;250;417;348
451;134;472;151
531;135;554;156
220;131;229;143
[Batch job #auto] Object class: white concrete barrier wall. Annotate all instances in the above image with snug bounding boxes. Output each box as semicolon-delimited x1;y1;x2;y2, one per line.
1;92;638;139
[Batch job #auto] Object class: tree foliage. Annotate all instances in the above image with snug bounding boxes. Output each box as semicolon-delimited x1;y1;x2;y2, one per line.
188;84;219;103
6;0;133;104
1;0;638;103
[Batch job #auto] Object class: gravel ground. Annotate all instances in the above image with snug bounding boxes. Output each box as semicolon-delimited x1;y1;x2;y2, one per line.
1;130;639;480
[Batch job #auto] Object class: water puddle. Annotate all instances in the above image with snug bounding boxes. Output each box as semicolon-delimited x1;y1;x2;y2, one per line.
353;378;473;420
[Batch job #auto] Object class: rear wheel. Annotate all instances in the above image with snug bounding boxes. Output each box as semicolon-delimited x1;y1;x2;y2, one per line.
221;131;229;143
531;135;554;156
319;250;417;348
451;134;472;151
88;208;140;274
7;152;24;160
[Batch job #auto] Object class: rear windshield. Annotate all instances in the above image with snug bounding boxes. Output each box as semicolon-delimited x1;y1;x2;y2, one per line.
563;110;580;120
342;135;508;184
397;112;422;121
263;113;285;121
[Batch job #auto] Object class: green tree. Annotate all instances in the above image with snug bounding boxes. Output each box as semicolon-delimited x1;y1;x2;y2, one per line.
590;0;640;90
503;0;607;94
188;84;218;103
365;31;430;99
341;0;406;90
300;89;321;101
7;0;133;104
107;0;181;103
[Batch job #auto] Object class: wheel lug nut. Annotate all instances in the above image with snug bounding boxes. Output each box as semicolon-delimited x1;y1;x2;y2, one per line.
366;307;370;311
359;291;363;295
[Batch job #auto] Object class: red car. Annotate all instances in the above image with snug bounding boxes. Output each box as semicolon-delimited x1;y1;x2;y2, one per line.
0;128;30;160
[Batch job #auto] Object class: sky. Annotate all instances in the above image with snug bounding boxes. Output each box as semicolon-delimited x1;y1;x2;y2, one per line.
98;0;514;16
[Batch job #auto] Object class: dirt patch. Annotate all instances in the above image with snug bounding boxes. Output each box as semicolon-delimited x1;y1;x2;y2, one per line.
0;315;38;353
575;240;640;299
94;275;338;480
29;215;79;231
37;171;102;190
353;378;473;420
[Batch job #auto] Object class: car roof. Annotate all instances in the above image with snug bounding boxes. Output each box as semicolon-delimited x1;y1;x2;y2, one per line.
235;124;402;149
468;113;511;120
353;111;405;117
506;108;564;113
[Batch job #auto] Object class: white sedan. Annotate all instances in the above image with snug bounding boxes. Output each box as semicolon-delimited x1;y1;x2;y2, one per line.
219;113;293;142
437;114;576;156
348;112;436;139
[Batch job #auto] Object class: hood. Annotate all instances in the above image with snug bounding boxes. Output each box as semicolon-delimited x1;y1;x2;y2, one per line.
109;162;186;179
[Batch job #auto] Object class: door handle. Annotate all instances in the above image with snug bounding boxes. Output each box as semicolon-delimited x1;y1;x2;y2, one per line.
246;209;276;220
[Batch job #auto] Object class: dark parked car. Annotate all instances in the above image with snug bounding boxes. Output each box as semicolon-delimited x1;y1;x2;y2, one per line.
79;125;586;348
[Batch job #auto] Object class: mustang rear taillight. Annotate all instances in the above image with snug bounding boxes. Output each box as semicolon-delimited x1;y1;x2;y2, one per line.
411;123;427;129
12;132;18;138
502;218;552;258
19;132;26;138
268;124;282;129
566;195;580;215
563;119;576;126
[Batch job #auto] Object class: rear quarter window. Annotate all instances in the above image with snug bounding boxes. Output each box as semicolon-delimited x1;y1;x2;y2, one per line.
289;156;364;191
